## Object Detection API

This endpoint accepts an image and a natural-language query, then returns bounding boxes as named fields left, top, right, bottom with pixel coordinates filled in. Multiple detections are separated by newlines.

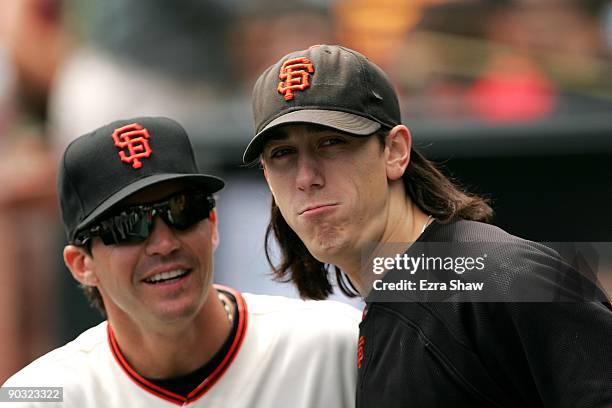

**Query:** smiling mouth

left=143, top=269, right=191, bottom=284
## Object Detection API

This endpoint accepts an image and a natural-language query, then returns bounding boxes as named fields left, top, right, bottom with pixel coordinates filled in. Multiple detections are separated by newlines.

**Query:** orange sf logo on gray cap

left=277, top=57, right=315, bottom=101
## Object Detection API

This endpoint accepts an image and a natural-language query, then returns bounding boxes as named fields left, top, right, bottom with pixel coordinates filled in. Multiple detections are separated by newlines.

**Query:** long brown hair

left=264, top=128, right=493, bottom=299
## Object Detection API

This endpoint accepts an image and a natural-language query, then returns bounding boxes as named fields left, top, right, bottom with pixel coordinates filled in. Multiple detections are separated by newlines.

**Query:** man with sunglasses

left=2, top=117, right=360, bottom=407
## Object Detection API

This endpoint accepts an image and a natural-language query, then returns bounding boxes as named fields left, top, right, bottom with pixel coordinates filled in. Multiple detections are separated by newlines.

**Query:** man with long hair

left=244, top=45, right=612, bottom=407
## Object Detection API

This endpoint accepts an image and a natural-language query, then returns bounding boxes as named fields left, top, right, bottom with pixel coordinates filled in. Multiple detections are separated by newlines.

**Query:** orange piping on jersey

left=107, top=325, right=183, bottom=404
left=187, top=284, right=248, bottom=400
left=107, top=285, right=248, bottom=406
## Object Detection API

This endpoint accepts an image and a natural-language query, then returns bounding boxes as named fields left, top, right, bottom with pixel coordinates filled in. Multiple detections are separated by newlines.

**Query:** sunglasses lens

left=165, top=193, right=211, bottom=230
left=99, top=211, right=153, bottom=245
left=89, top=191, right=214, bottom=245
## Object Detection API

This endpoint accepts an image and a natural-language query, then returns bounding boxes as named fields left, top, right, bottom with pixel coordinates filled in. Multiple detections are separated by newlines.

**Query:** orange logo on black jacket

left=277, top=57, right=314, bottom=101
left=112, top=123, right=153, bottom=169
left=357, top=335, right=365, bottom=369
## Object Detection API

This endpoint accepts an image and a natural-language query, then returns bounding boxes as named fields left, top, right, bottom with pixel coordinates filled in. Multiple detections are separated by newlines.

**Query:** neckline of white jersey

left=106, top=285, right=248, bottom=405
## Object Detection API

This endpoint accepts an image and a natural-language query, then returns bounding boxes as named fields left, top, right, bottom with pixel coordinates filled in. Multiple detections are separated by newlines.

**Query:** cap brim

left=243, top=109, right=381, bottom=163
left=73, top=173, right=224, bottom=239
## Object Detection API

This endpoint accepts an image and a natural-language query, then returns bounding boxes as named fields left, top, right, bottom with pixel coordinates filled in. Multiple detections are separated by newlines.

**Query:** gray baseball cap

left=243, top=44, right=401, bottom=163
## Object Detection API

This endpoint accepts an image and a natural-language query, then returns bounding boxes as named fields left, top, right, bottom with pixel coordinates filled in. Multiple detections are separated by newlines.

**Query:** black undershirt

left=146, top=290, right=239, bottom=397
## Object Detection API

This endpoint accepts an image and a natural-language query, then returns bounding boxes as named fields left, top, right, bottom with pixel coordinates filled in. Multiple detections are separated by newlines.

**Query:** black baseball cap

left=58, top=116, right=225, bottom=243
left=243, top=44, right=401, bottom=163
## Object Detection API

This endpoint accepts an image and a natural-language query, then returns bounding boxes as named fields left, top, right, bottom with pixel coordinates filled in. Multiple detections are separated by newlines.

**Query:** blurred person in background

left=226, top=1, right=333, bottom=96
left=470, top=0, right=607, bottom=121
left=3, top=116, right=360, bottom=407
left=388, top=0, right=612, bottom=122
left=48, top=0, right=248, bottom=154
left=0, top=0, right=70, bottom=383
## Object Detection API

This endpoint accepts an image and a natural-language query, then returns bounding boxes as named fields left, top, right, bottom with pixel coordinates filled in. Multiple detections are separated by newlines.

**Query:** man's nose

left=295, top=152, right=324, bottom=192
left=144, top=216, right=180, bottom=256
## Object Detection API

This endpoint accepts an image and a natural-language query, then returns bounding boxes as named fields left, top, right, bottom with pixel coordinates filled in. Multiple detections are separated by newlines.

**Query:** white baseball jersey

left=3, top=287, right=361, bottom=407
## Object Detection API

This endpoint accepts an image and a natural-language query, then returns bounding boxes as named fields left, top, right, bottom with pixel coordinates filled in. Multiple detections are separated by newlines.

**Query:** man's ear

left=385, top=125, right=412, bottom=181
left=63, top=245, right=99, bottom=286
left=261, top=158, right=279, bottom=199
left=208, top=210, right=220, bottom=250
left=261, top=158, right=269, bottom=181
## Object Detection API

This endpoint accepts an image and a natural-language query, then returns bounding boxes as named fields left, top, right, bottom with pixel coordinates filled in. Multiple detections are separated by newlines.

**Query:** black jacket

left=357, top=220, right=612, bottom=408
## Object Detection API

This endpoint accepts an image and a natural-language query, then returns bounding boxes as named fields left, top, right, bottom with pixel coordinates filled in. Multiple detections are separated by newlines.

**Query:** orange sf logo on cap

left=112, top=123, right=153, bottom=169
left=277, top=57, right=314, bottom=101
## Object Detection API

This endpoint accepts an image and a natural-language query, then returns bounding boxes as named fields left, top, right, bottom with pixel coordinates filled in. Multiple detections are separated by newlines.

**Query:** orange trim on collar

left=107, top=286, right=248, bottom=406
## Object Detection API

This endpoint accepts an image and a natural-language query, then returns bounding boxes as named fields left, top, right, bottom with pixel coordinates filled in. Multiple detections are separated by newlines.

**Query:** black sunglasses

left=75, top=191, right=215, bottom=246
